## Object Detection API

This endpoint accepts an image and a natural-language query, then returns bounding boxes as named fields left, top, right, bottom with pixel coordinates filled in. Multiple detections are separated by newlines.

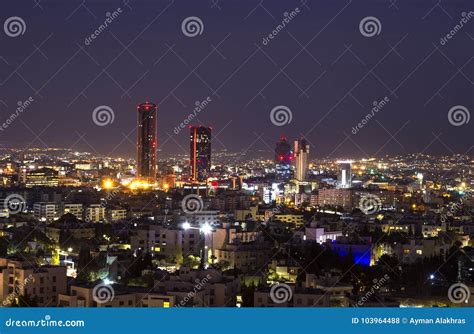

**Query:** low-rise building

left=33, top=202, right=59, bottom=222
left=0, top=257, right=67, bottom=306
left=254, top=285, right=330, bottom=307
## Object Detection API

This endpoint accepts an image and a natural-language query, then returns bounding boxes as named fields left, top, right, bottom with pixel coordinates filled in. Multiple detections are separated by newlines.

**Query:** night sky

left=0, top=0, right=472, bottom=159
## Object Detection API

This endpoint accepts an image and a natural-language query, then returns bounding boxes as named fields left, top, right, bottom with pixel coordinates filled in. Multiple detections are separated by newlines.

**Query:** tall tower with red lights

left=275, top=135, right=292, bottom=179
left=137, top=102, right=157, bottom=180
left=190, top=126, right=211, bottom=182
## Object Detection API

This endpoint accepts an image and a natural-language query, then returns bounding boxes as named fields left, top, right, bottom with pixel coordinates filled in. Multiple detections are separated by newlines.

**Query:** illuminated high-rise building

left=190, top=126, right=211, bottom=182
left=275, top=135, right=292, bottom=179
left=137, top=102, right=157, bottom=179
left=275, top=135, right=292, bottom=164
left=337, top=161, right=352, bottom=189
left=294, top=137, right=309, bottom=181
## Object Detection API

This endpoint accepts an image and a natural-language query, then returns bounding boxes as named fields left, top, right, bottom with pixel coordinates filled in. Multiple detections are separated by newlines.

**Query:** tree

left=10, top=293, right=39, bottom=307
left=0, top=238, right=8, bottom=257
left=77, top=246, right=93, bottom=280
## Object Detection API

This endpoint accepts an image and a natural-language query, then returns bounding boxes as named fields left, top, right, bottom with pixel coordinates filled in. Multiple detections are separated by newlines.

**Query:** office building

left=190, top=126, right=211, bottom=182
left=337, top=161, right=352, bottom=189
left=293, top=137, right=309, bottom=181
left=137, top=102, right=157, bottom=179
left=275, top=135, right=292, bottom=179
left=33, top=202, right=59, bottom=222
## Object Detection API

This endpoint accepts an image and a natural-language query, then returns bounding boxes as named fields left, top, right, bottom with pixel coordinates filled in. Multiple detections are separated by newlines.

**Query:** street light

left=182, top=222, right=191, bottom=230
left=180, top=222, right=213, bottom=268
left=200, top=223, right=212, bottom=235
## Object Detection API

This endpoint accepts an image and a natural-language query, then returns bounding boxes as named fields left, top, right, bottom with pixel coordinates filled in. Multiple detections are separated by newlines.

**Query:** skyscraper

left=275, top=135, right=292, bottom=164
left=275, top=135, right=292, bottom=179
left=337, top=161, right=352, bottom=189
left=190, top=126, right=211, bottom=182
left=294, top=137, right=309, bottom=181
left=137, top=102, right=157, bottom=179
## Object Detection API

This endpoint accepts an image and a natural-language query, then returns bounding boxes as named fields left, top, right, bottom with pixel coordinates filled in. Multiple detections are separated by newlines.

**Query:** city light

left=200, top=223, right=212, bottom=235
left=103, top=278, right=114, bottom=285
left=182, top=222, right=191, bottom=230
left=102, top=178, right=114, bottom=189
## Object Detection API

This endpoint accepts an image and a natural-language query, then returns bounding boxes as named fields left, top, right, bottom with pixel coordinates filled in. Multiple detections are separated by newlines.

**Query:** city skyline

left=0, top=0, right=473, bottom=318
left=0, top=0, right=472, bottom=159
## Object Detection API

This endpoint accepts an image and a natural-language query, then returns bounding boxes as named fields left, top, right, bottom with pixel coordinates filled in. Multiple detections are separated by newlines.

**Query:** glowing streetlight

left=103, top=278, right=114, bottom=285
left=200, top=223, right=212, bottom=235
left=102, top=178, right=114, bottom=189
left=182, top=222, right=191, bottom=230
